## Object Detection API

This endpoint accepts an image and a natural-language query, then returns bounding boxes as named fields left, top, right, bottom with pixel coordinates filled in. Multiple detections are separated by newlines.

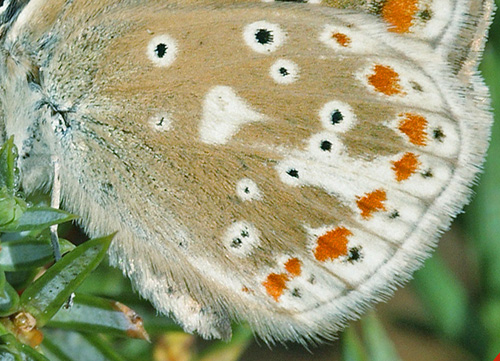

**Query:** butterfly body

left=0, top=0, right=493, bottom=342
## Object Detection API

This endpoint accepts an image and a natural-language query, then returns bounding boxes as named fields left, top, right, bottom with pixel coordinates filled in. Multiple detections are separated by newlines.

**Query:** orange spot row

left=284, top=257, right=302, bottom=277
left=263, top=257, right=302, bottom=302
left=314, top=227, right=352, bottom=262
left=356, top=189, right=387, bottom=219
left=392, top=152, right=420, bottom=181
left=368, top=64, right=403, bottom=96
left=331, top=32, right=351, bottom=47
left=262, top=273, right=289, bottom=302
left=398, top=113, right=428, bottom=146
left=381, top=0, right=419, bottom=33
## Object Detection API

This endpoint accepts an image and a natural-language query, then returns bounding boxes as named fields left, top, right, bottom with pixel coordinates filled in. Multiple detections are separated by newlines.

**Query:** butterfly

left=0, top=0, right=494, bottom=343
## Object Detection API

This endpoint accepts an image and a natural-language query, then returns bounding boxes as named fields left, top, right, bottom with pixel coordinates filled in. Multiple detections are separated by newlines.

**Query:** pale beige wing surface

left=2, top=0, right=492, bottom=342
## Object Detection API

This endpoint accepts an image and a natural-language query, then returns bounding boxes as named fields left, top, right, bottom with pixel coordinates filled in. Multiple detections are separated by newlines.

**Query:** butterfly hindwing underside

left=0, top=0, right=493, bottom=342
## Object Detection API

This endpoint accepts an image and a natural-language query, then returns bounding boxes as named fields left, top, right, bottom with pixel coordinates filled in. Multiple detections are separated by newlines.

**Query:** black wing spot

left=320, top=140, right=332, bottom=151
left=287, top=168, right=299, bottom=178
left=419, top=9, right=432, bottom=21
left=291, top=288, right=302, bottom=298
left=330, top=110, right=343, bottom=125
left=231, top=238, right=243, bottom=248
left=279, top=67, right=290, bottom=76
left=347, top=247, right=362, bottom=263
left=255, top=29, right=274, bottom=45
left=433, top=128, right=446, bottom=142
left=410, top=81, right=423, bottom=92
left=422, top=169, right=433, bottom=178
left=155, top=43, right=167, bottom=58
left=389, top=210, right=400, bottom=219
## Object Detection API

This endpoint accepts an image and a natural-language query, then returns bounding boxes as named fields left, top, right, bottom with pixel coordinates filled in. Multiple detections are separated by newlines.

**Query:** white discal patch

left=199, top=86, right=264, bottom=145
left=224, top=221, right=260, bottom=256
left=319, top=100, right=357, bottom=133
left=243, top=21, right=286, bottom=54
left=306, top=132, right=346, bottom=160
left=148, top=112, right=172, bottom=131
left=147, top=34, right=178, bottom=67
left=275, top=160, right=304, bottom=188
left=236, top=178, right=262, bottom=201
left=269, top=59, right=299, bottom=84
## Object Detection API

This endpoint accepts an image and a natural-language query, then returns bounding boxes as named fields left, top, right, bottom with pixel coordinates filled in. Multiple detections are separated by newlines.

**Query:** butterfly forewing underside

left=0, top=0, right=493, bottom=342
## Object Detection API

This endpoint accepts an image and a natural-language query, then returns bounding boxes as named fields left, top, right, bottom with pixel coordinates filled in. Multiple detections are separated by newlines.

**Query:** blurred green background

left=12, top=2, right=500, bottom=360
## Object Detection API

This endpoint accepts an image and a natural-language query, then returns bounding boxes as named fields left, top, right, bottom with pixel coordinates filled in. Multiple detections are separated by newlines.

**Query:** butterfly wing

left=302, top=0, right=495, bottom=81
left=1, top=0, right=493, bottom=341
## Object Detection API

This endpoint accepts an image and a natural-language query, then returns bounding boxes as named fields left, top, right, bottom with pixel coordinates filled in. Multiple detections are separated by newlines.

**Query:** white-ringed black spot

left=147, top=34, right=178, bottom=67
left=224, top=221, right=260, bottom=256
left=236, top=178, right=262, bottom=201
left=319, top=101, right=356, bottom=132
left=244, top=21, right=285, bottom=54
left=270, top=59, right=299, bottom=84
left=231, top=228, right=250, bottom=248
left=149, top=112, right=172, bottom=131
